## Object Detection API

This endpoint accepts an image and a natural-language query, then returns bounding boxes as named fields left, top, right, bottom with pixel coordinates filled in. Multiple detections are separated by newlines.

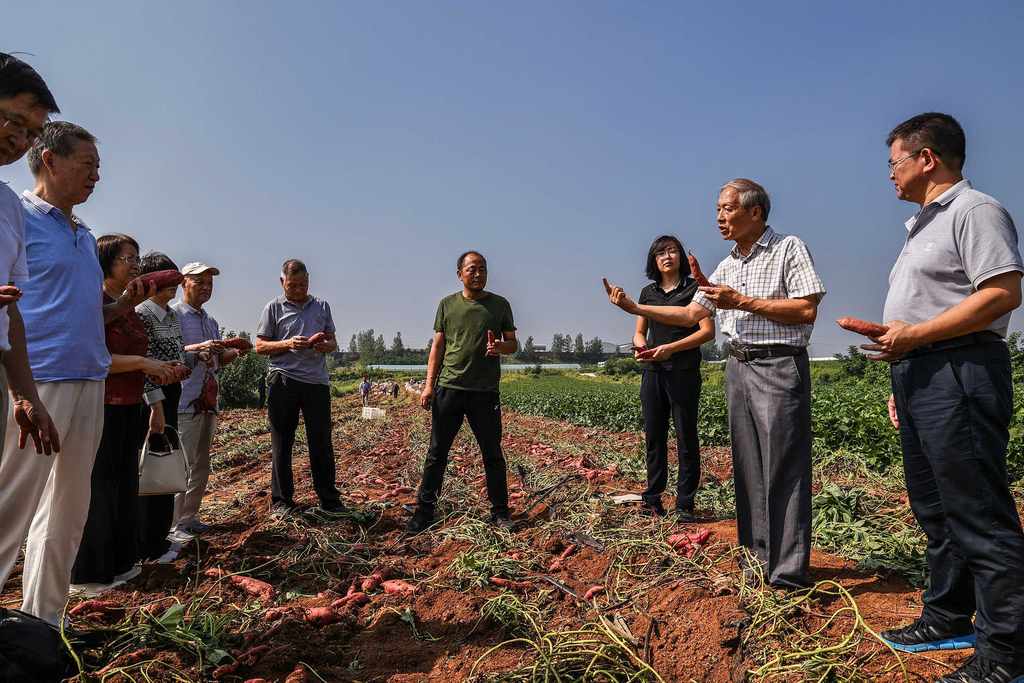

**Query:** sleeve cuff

left=144, top=388, right=165, bottom=405
left=971, top=264, right=1023, bottom=289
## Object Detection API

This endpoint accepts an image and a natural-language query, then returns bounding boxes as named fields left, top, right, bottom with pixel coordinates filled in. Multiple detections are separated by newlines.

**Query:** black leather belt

left=904, top=330, right=1003, bottom=359
left=729, top=344, right=805, bottom=362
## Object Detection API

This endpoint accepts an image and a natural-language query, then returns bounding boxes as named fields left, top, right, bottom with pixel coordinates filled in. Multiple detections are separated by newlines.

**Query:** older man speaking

left=605, top=179, right=825, bottom=590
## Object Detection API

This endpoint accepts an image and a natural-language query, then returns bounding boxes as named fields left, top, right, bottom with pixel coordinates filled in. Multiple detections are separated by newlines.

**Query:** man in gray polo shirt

left=864, top=113, right=1024, bottom=682
left=255, top=259, right=344, bottom=519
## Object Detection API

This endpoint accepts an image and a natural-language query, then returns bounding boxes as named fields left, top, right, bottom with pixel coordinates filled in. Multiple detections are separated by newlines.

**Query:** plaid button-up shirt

left=693, top=226, right=826, bottom=347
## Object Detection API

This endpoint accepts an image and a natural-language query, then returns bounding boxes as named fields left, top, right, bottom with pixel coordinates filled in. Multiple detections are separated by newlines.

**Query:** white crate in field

left=361, top=407, right=386, bottom=420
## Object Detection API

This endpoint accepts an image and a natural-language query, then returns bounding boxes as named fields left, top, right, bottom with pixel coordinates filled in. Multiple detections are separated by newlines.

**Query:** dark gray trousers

left=726, top=351, right=812, bottom=587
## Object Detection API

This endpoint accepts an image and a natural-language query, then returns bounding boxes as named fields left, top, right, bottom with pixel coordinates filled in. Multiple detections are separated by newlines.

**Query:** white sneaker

left=69, top=582, right=117, bottom=598
left=155, top=543, right=182, bottom=564
left=167, top=528, right=194, bottom=545
left=113, top=564, right=142, bottom=584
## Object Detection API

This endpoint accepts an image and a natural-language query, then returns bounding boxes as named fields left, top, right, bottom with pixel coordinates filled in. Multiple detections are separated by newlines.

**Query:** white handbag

left=138, top=427, right=190, bottom=495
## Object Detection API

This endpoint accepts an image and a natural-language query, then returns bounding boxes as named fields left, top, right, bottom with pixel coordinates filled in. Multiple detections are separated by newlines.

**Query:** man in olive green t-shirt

left=407, top=251, right=518, bottom=534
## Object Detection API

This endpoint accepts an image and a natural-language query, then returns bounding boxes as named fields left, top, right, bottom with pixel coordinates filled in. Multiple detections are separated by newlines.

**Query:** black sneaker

left=674, top=506, right=699, bottom=523
left=936, top=654, right=1024, bottom=683
left=880, top=618, right=976, bottom=654
left=641, top=500, right=666, bottom=517
left=405, top=511, right=435, bottom=535
left=490, top=513, right=514, bottom=530
left=313, top=500, right=348, bottom=519
left=270, top=501, right=297, bottom=519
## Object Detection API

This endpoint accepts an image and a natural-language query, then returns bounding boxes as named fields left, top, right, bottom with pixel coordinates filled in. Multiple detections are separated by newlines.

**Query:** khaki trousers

left=173, top=411, right=218, bottom=527
left=0, top=380, right=104, bottom=624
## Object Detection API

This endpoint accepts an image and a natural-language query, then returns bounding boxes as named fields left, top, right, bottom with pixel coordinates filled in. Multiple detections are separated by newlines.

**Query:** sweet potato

left=361, top=572, right=384, bottom=592
left=583, top=585, right=604, bottom=601
left=221, top=337, right=253, bottom=351
left=549, top=544, right=577, bottom=571
left=303, top=606, right=344, bottom=626
left=231, top=575, right=275, bottom=601
left=331, top=592, right=369, bottom=610
left=96, top=648, right=149, bottom=675
left=489, top=577, right=531, bottom=591
left=487, top=330, right=496, bottom=345
left=687, top=253, right=712, bottom=287
left=382, top=579, right=417, bottom=595
left=69, top=599, right=121, bottom=616
left=836, top=317, right=888, bottom=338
left=307, top=332, right=328, bottom=347
left=285, top=666, right=310, bottom=683
left=137, top=269, right=183, bottom=291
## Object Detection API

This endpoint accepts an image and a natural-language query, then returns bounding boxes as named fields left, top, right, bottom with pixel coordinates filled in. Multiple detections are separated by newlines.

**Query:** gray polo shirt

left=256, top=294, right=336, bottom=385
left=883, top=180, right=1022, bottom=337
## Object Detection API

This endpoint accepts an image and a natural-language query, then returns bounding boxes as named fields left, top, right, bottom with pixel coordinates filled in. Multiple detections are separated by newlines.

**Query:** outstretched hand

left=603, top=278, right=638, bottom=314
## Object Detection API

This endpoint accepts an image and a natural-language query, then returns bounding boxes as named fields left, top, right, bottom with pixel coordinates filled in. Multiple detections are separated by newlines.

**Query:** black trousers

left=640, top=366, right=702, bottom=509
left=416, top=386, right=509, bottom=517
left=72, top=403, right=148, bottom=584
left=892, top=341, right=1024, bottom=663
left=136, top=382, right=180, bottom=560
left=268, top=374, right=340, bottom=506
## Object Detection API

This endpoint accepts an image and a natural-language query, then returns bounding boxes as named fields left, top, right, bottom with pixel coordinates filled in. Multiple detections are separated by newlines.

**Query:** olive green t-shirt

left=434, top=291, right=516, bottom=392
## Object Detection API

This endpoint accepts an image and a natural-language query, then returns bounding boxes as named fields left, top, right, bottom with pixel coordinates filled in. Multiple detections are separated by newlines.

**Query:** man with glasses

left=605, top=179, right=825, bottom=590
left=0, top=120, right=152, bottom=625
left=406, top=251, right=517, bottom=534
left=0, top=53, right=61, bottom=461
left=865, top=112, right=1024, bottom=682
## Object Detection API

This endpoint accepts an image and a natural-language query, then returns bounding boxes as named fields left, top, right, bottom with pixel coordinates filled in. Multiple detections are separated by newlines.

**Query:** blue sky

left=4, top=1, right=1023, bottom=355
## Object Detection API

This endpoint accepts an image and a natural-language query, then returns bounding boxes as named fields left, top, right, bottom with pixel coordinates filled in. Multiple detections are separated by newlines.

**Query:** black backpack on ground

left=0, top=608, right=77, bottom=682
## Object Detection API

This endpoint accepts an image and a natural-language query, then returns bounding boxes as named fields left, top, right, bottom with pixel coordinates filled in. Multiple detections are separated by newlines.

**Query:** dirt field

left=3, top=393, right=991, bottom=682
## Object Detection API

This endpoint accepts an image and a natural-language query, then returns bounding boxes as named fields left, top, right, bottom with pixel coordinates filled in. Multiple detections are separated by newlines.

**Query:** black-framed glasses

left=0, top=109, right=42, bottom=146
left=888, top=148, right=926, bottom=173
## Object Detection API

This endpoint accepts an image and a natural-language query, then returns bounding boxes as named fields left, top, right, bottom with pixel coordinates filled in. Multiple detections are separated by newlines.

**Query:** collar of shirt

left=729, top=225, right=777, bottom=260
left=277, top=294, right=313, bottom=309
left=138, top=298, right=172, bottom=321
left=176, top=300, right=206, bottom=317
left=904, top=179, right=972, bottom=232
left=20, top=190, right=90, bottom=231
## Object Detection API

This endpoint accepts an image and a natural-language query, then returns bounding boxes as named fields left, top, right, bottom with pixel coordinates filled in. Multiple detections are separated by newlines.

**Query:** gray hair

left=721, top=178, right=770, bottom=220
left=27, top=121, right=97, bottom=176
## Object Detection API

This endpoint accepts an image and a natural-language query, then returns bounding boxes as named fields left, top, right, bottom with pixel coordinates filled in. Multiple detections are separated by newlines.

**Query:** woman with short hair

left=135, top=251, right=194, bottom=563
left=70, top=234, right=177, bottom=594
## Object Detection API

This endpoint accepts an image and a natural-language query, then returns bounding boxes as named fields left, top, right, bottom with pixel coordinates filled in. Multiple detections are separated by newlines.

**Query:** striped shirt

left=692, top=226, right=826, bottom=347
left=137, top=299, right=193, bottom=405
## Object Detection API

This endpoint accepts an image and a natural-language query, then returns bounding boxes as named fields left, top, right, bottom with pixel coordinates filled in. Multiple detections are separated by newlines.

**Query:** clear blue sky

left=4, top=1, right=1023, bottom=355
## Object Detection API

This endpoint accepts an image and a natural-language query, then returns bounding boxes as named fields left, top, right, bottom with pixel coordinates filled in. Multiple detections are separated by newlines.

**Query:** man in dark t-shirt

left=407, top=251, right=518, bottom=534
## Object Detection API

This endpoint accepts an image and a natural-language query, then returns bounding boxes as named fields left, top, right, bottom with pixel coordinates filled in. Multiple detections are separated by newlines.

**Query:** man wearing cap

left=168, top=261, right=243, bottom=540
left=255, top=259, right=345, bottom=519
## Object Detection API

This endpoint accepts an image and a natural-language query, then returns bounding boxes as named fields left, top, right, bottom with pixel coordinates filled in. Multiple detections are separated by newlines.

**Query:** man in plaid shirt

left=605, top=178, right=825, bottom=589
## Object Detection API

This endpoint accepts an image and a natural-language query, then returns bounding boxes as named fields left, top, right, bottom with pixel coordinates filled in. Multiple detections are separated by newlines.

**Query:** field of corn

left=14, top=362, right=1022, bottom=682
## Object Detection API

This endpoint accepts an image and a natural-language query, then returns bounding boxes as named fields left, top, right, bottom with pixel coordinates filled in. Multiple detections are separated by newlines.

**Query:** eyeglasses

left=888, top=149, right=924, bottom=173
left=116, top=255, right=141, bottom=265
left=0, top=109, right=43, bottom=146
left=655, top=248, right=680, bottom=259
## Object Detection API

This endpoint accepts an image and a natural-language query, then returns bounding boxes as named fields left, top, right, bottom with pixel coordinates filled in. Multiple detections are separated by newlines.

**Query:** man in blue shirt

left=255, top=259, right=344, bottom=519
left=0, top=121, right=150, bottom=625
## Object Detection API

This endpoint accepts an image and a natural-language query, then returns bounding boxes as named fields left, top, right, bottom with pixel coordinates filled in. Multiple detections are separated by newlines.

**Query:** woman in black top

left=633, top=235, right=715, bottom=517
